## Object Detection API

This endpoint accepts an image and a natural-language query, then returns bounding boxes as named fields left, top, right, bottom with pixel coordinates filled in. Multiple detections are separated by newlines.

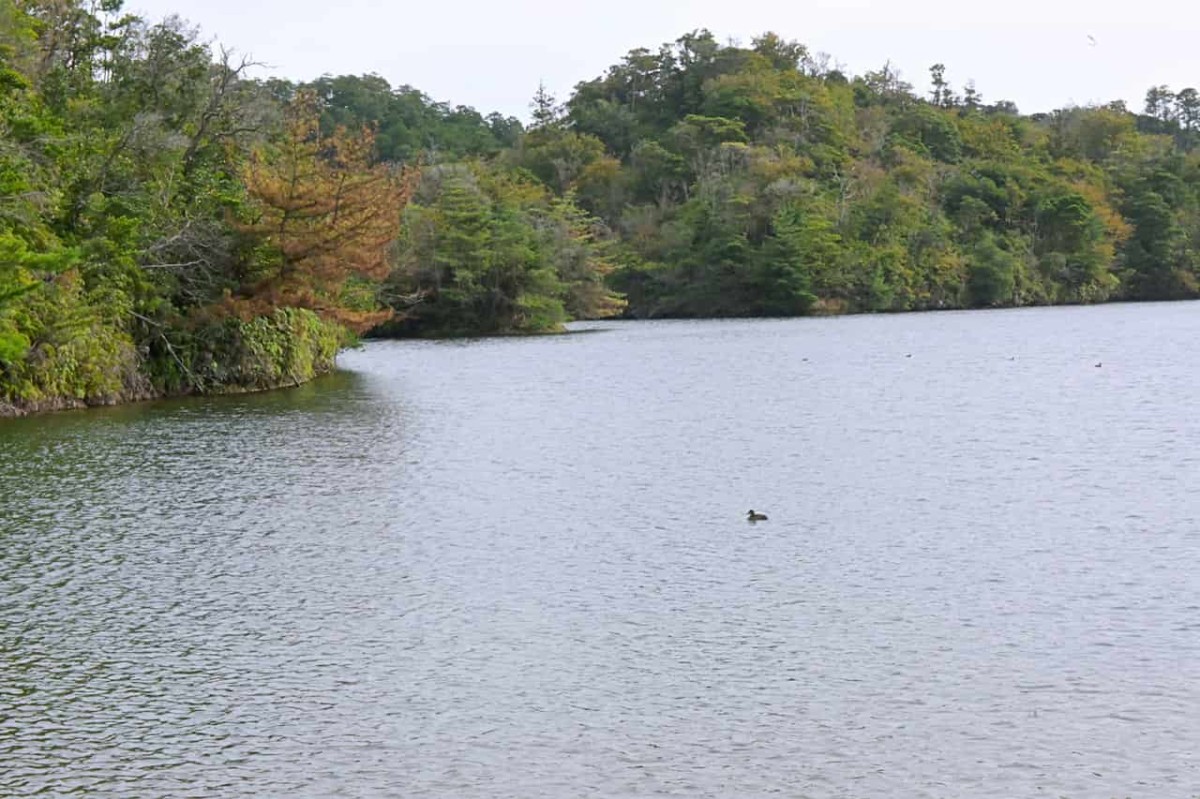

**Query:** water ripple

left=3, top=305, right=1200, bottom=796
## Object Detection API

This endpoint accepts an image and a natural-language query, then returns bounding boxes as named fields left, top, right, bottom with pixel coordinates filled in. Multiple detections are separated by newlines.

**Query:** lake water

left=3, top=303, right=1200, bottom=798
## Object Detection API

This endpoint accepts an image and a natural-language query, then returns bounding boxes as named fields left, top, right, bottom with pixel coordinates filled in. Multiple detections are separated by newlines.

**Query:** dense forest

left=3, top=1, right=1200, bottom=412
left=519, top=37, right=1200, bottom=318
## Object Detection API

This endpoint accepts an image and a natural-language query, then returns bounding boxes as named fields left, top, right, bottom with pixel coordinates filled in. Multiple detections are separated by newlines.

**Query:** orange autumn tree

left=234, top=90, right=415, bottom=333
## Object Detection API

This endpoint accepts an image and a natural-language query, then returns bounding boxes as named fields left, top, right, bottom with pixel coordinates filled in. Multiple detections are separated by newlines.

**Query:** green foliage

left=303, top=73, right=522, bottom=163
left=752, top=203, right=831, bottom=314
left=0, top=1, right=407, bottom=412
left=380, top=162, right=623, bottom=336
left=510, top=129, right=607, bottom=195
left=179, top=307, right=342, bottom=392
left=546, top=31, right=1200, bottom=318
left=888, top=105, right=964, bottom=163
left=0, top=271, right=141, bottom=403
left=967, top=234, right=1018, bottom=306
left=7, top=0, right=1200, bottom=407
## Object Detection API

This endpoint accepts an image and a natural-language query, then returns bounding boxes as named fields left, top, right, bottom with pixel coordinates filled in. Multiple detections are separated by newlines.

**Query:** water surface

left=3, top=303, right=1200, bottom=797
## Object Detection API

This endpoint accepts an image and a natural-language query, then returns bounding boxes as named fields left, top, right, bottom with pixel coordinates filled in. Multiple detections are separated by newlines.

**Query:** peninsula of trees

left=3, top=1, right=1200, bottom=413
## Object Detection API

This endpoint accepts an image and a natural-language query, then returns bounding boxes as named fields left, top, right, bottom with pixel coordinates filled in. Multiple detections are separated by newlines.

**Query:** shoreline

left=371, top=295, right=1200, bottom=340
left=0, top=364, right=337, bottom=420
left=8, top=296, right=1198, bottom=418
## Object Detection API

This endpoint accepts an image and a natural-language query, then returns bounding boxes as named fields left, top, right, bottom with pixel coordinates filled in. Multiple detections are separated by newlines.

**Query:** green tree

left=752, top=202, right=839, bottom=314
left=966, top=234, right=1017, bottom=306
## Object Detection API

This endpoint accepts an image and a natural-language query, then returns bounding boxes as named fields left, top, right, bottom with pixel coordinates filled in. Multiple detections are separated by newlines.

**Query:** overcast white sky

left=129, top=0, right=1200, bottom=120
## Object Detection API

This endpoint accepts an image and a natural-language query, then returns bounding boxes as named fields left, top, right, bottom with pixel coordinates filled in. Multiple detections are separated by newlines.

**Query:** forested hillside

left=320, top=31, right=1200, bottom=326
left=4, top=3, right=1200, bottom=414
left=533, top=33, right=1200, bottom=317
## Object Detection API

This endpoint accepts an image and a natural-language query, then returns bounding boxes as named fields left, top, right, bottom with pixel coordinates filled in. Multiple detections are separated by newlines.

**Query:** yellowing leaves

left=233, top=91, right=415, bottom=332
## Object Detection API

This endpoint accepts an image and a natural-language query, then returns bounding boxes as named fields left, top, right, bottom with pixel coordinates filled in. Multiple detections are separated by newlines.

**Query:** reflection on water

left=3, top=303, right=1200, bottom=797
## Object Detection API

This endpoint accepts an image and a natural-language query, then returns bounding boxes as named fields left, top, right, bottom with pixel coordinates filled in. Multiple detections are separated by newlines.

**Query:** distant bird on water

left=747, top=510, right=769, bottom=522
left=1095, top=362, right=1103, bottom=368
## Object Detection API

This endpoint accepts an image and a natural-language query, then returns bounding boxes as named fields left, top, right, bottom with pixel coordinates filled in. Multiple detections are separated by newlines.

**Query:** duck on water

left=747, top=510, right=768, bottom=522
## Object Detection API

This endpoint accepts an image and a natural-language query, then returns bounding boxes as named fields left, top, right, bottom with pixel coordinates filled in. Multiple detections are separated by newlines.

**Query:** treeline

left=299, top=75, right=625, bottom=336
left=0, top=0, right=620, bottom=411
left=0, top=0, right=405, bottom=408
left=543, top=34, right=1200, bottom=315
left=315, top=31, right=1200, bottom=325
left=5, top=6, right=1200, bottom=413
